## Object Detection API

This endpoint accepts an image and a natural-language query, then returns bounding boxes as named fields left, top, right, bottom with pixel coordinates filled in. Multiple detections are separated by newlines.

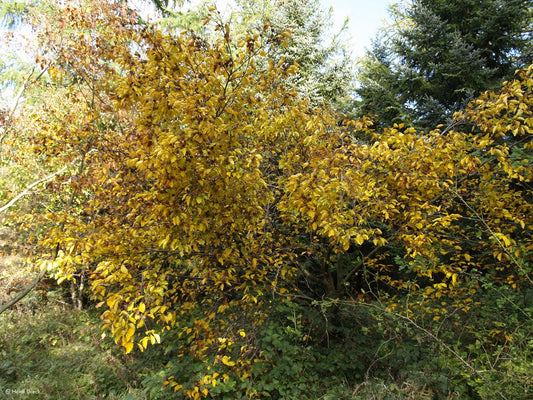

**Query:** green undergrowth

left=0, top=292, right=145, bottom=399
left=1, top=280, right=532, bottom=399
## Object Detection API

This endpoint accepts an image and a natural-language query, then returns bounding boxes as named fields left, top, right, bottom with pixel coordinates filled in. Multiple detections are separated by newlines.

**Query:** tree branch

left=0, top=267, right=47, bottom=314
left=0, top=163, right=70, bottom=214
left=0, top=243, right=60, bottom=315
left=0, top=149, right=96, bottom=215
left=1, top=66, right=49, bottom=149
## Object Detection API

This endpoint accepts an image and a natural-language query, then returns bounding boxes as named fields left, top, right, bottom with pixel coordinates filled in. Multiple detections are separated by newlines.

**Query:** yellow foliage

left=16, top=0, right=533, bottom=396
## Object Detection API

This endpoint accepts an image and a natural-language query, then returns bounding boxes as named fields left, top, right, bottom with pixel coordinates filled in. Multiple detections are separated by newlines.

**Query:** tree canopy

left=1, top=0, right=533, bottom=398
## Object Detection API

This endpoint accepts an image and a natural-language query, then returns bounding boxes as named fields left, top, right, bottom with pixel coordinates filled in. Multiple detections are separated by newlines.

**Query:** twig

left=393, top=309, right=509, bottom=400
left=0, top=241, right=60, bottom=315
left=1, top=66, right=49, bottom=148
left=451, top=188, right=533, bottom=286
left=359, top=301, right=510, bottom=400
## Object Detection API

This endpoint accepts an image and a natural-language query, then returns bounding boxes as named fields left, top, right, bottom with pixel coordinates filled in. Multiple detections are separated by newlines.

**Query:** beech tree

left=158, top=0, right=355, bottom=109
left=3, top=0, right=533, bottom=397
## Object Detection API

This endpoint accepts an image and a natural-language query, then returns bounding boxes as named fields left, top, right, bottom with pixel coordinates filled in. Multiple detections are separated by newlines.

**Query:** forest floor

left=0, top=224, right=531, bottom=399
left=0, top=226, right=144, bottom=399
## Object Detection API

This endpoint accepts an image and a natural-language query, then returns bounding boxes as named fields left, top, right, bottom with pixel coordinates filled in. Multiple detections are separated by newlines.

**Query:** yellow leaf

left=221, top=355, right=235, bottom=366
left=342, top=239, right=350, bottom=251
left=125, top=324, right=135, bottom=341
left=141, top=336, right=149, bottom=349
left=124, top=341, right=134, bottom=354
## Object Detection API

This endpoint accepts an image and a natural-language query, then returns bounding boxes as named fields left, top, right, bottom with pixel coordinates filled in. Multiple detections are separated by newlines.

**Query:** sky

left=326, top=0, right=394, bottom=57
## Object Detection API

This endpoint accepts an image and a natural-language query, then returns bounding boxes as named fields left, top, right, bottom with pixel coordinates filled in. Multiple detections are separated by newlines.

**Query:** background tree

left=355, top=0, right=533, bottom=129
left=264, top=0, right=354, bottom=108
left=354, top=31, right=407, bottom=130
left=0, top=0, right=27, bottom=28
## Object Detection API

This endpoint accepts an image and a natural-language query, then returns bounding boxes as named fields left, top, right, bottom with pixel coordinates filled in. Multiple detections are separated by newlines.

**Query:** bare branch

left=0, top=149, right=96, bottom=214
left=0, top=163, right=70, bottom=214
left=0, top=267, right=47, bottom=315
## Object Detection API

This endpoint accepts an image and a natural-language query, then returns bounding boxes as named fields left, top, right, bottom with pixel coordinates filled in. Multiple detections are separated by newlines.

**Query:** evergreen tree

left=0, top=0, right=27, bottom=28
left=356, top=0, right=533, bottom=129
left=355, top=32, right=408, bottom=129
left=266, top=0, right=354, bottom=108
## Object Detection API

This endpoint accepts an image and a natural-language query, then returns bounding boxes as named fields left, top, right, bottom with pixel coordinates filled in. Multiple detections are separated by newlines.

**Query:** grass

left=1, top=282, right=532, bottom=399
left=0, top=296, right=145, bottom=399
left=0, top=224, right=144, bottom=399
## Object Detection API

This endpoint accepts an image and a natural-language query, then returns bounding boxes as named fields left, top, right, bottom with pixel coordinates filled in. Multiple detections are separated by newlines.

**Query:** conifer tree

left=356, top=0, right=533, bottom=129
left=266, top=0, right=353, bottom=108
